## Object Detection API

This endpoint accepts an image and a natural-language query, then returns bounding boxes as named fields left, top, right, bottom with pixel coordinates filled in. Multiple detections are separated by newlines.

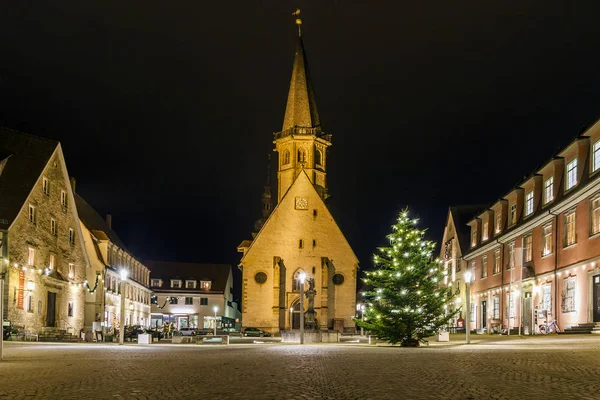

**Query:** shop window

left=561, top=276, right=576, bottom=313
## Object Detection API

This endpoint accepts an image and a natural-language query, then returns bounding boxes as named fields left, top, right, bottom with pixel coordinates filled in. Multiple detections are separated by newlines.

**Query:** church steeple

left=274, top=10, right=331, bottom=203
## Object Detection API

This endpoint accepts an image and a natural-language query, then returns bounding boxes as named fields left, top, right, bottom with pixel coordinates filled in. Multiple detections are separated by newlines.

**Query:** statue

left=305, top=278, right=318, bottom=330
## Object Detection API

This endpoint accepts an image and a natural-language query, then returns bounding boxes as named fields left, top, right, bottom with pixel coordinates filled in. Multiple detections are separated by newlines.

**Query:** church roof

left=0, top=128, right=59, bottom=230
left=281, top=33, right=321, bottom=131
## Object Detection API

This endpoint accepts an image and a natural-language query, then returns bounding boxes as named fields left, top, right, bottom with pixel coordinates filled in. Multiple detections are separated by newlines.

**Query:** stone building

left=445, top=117, right=600, bottom=334
left=0, top=128, right=88, bottom=336
left=75, top=193, right=151, bottom=332
left=146, top=261, right=239, bottom=332
left=237, top=19, right=359, bottom=334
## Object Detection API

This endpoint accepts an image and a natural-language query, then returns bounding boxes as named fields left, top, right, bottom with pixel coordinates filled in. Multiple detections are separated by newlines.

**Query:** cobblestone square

left=1, top=335, right=600, bottom=399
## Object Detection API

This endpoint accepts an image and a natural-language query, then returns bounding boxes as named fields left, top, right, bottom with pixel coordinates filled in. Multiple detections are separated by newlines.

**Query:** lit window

left=68, top=263, right=74, bottom=279
left=482, top=221, right=489, bottom=241
left=492, top=296, right=500, bottom=319
left=481, top=255, right=488, bottom=279
left=507, top=241, right=515, bottom=270
left=592, top=197, right=600, bottom=235
left=495, top=211, right=502, bottom=233
left=28, top=204, right=36, bottom=224
left=49, top=254, right=55, bottom=270
left=525, top=191, right=534, bottom=216
left=469, top=262, right=476, bottom=282
left=542, top=224, right=553, bottom=256
left=544, top=177, right=554, bottom=204
left=43, top=177, right=50, bottom=195
left=564, top=211, right=576, bottom=247
left=69, top=228, right=75, bottom=246
left=27, top=247, right=35, bottom=266
left=566, top=159, right=577, bottom=190
left=523, top=235, right=532, bottom=263
left=510, top=204, right=517, bottom=225
left=200, top=281, right=211, bottom=290
left=471, top=227, right=477, bottom=247
left=507, top=293, right=515, bottom=318
left=594, top=140, right=600, bottom=173
left=61, top=190, right=68, bottom=208
left=493, top=249, right=501, bottom=274
left=50, top=218, right=57, bottom=236
left=562, top=276, right=575, bottom=313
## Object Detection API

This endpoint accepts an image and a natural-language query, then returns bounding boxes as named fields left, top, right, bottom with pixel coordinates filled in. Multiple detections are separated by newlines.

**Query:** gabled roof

left=449, top=205, right=487, bottom=255
left=282, top=34, right=321, bottom=131
left=0, top=128, right=59, bottom=230
left=74, top=193, right=128, bottom=251
left=145, top=261, right=231, bottom=293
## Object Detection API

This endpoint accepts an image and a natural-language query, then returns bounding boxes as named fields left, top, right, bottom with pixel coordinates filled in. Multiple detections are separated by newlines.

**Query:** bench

left=196, top=335, right=230, bottom=345
left=14, top=326, right=38, bottom=341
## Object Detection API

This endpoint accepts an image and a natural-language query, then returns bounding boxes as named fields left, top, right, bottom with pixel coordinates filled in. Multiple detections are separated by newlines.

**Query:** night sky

left=2, top=2, right=600, bottom=298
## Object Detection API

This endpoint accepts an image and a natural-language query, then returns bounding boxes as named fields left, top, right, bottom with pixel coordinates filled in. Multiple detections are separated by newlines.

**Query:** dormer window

left=593, top=140, right=600, bottom=173
left=566, top=159, right=577, bottom=190
left=544, top=177, right=554, bottom=204
left=495, top=211, right=502, bottom=234
left=525, top=191, right=534, bottom=216
left=151, top=279, right=162, bottom=287
left=470, top=227, right=477, bottom=248
left=186, top=280, right=196, bottom=289
left=171, top=279, right=182, bottom=289
left=200, top=280, right=211, bottom=290
left=510, top=204, right=517, bottom=225
left=482, top=221, right=489, bottom=241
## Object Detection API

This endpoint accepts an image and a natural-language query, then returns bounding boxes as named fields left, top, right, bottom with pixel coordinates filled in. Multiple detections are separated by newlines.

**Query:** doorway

left=481, top=300, right=487, bottom=330
left=593, top=275, right=600, bottom=322
left=523, top=292, right=532, bottom=335
left=291, top=301, right=302, bottom=329
left=46, top=292, right=56, bottom=327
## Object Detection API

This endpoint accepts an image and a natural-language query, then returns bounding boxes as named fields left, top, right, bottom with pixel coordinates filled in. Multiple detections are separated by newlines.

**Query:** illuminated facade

left=445, top=118, right=600, bottom=334
left=238, top=19, right=358, bottom=334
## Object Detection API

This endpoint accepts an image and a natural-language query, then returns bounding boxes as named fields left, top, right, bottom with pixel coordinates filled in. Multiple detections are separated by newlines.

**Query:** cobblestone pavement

left=1, top=335, right=600, bottom=400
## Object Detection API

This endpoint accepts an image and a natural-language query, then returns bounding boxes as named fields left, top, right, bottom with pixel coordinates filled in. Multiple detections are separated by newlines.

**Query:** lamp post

left=360, top=304, right=366, bottom=336
left=299, top=272, right=306, bottom=344
left=0, top=257, right=6, bottom=361
left=119, top=269, right=128, bottom=345
left=213, top=305, right=218, bottom=336
left=464, top=271, right=472, bottom=344
left=289, top=306, right=294, bottom=330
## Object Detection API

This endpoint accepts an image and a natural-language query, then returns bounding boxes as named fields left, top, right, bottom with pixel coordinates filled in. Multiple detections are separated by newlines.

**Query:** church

left=237, top=15, right=358, bottom=334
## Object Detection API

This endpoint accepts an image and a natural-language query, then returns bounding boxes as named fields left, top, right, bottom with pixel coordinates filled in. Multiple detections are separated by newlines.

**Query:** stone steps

left=560, top=322, right=600, bottom=335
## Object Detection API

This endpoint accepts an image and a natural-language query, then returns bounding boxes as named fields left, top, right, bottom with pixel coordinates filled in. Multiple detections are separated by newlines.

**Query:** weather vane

left=292, top=9, right=302, bottom=36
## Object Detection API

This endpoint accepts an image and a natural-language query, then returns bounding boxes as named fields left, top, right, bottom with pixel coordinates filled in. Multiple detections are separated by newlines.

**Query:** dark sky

left=2, top=1, right=600, bottom=298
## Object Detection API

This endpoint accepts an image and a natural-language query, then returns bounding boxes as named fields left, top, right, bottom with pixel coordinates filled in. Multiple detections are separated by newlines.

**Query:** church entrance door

left=291, top=300, right=302, bottom=329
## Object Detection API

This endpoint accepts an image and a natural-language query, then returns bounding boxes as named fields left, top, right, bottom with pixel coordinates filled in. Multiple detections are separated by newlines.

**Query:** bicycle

left=539, top=319, right=560, bottom=334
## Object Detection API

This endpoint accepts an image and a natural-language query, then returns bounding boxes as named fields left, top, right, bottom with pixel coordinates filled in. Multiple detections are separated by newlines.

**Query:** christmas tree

left=356, top=209, right=457, bottom=346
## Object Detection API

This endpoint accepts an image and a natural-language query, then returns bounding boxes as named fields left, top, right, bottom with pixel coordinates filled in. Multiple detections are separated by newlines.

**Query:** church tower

left=275, top=16, right=331, bottom=202
left=238, top=12, right=358, bottom=335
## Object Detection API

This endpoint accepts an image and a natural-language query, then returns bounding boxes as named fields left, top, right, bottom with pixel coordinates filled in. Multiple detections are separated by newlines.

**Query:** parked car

left=3, top=320, right=11, bottom=341
left=178, top=327, right=197, bottom=336
left=242, top=327, right=271, bottom=337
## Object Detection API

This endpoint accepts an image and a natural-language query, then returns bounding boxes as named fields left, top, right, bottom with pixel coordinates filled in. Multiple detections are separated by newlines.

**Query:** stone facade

left=3, top=146, right=88, bottom=335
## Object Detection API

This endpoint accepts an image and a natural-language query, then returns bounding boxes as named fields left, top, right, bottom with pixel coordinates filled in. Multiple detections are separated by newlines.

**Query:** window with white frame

left=50, top=218, right=57, bottom=236
left=43, top=177, right=50, bottom=195
left=49, top=254, right=55, bottom=270
left=591, top=196, right=600, bottom=235
left=68, top=263, right=74, bottom=279
left=493, top=249, right=501, bottom=274
left=151, top=279, right=161, bottom=287
left=542, top=224, right=553, bottom=256
left=542, top=284, right=551, bottom=312
left=495, top=211, right=502, bottom=233
left=594, top=140, right=600, bottom=173
left=61, top=190, right=67, bottom=208
left=492, top=295, right=500, bottom=319
left=69, top=228, right=75, bottom=246
left=481, top=254, right=488, bottom=279
left=523, top=234, right=532, bottom=263
left=200, top=280, right=212, bottom=290
left=561, top=276, right=575, bottom=313
left=171, top=280, right=182, bottom=289
left=564, top=211, right=576, bottom=247
left=510, top=204, right=517, bottom=225
left=200, top=298, right=208, bottom=305
left=28, top=204, right=36, bottom=224
left=525, top=191, right=534, bottom=216
left=185, top=297, right=193, bottom=305
left=27, top=247, right=35, bottom=266
left=482, top=221, right=489, bottom=241
left=544, top=176, right=554, bottom=204
left=469, top=261, right=476, bottom=282
left=566, top=159, right=578, bottom=190
left=507, top=241, right=515, bottom=270
left=507, top=293, right=515, bottom=318
left=470, top=302, right=476, bottom=323
left=186, top=280, right=196, bottom=289
left=471, top=226, right=477, bottom=247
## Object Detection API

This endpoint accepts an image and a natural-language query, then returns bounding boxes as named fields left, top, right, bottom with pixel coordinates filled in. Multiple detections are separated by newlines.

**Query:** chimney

left=69, top=176, right=76, bottom=193
left=106, top=214, right=112, bottom=230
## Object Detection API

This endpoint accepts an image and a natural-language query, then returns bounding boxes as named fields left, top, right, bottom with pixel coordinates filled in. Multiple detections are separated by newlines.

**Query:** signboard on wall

left=17, top=269, right=25, bottom=309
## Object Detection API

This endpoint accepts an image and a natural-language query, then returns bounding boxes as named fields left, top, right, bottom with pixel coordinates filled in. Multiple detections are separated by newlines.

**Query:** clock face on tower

left=295, top=197, right=308, bottom=210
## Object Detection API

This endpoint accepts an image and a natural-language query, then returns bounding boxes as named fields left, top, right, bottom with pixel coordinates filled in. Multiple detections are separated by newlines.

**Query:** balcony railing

left=274, top=126, right=332, bottom=142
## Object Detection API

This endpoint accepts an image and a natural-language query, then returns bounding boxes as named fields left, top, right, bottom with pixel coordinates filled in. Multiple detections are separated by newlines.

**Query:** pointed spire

left=282, top=10, right=320, bottom=131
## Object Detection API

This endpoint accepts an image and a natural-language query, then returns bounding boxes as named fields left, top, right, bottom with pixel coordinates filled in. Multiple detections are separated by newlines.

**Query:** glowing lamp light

left=25, top=280, right=35, bottom=292
left=120, top=269, right=128, bottom=281
left=212, top=305, right=219, bottom=313
left=298, top=272, right=306, bottom=284
left=129, top=304, right=134, bottom=311
left=464, top=271, right=472, bottom=282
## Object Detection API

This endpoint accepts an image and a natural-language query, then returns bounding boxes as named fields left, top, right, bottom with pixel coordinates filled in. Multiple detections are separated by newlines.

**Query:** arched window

left=292, top=269, right=306, bottom=292
left=283, top=150, right=290, bottom=165
left=297, top=149, right=307, bottom=164
left=315, top=149, right=322, bottom=166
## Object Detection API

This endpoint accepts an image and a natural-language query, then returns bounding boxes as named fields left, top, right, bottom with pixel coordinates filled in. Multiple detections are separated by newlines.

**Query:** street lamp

left=299, top=272, right=306, bottom=344
left=464, top=271, right=472, bottom=344
left=119, top=269, right=128, bottom=345
left=289, top=306, right=294, bottom=330
left=360, top=304, right=366, bottom=336
left=212, top=305, right=218, bottom=336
